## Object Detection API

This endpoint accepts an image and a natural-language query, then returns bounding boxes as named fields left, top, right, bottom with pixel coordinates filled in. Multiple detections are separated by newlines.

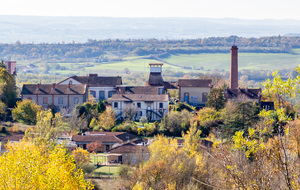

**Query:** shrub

left=12, top=100, right=42, bottom=125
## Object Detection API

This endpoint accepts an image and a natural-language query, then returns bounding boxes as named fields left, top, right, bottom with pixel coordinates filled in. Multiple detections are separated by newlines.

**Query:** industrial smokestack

left=230, top=45, right=238, bottom=89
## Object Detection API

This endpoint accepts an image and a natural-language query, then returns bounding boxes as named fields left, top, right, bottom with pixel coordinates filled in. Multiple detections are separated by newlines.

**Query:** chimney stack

left=230, top=45, right=238, bottom=89
left=52, top=83, right=56, bottom=89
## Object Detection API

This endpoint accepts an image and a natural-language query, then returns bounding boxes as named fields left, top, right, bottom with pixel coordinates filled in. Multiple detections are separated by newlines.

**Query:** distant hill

left=1, top=16, right=300, bottom=43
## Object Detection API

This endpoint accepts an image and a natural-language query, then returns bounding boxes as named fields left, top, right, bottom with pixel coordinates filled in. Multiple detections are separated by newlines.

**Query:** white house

left=110, top=93, right=169, bottom=121
left=59, top=74, right=122, bottom=102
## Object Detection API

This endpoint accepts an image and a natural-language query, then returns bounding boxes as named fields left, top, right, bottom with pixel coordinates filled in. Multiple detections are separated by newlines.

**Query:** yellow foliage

left=72, top=147, right=90, bottom=166
left=148, top=135, right=178, bottom=161
left=0, top=139, right=93, bottom=190
left=98, top=107, right=116, bottom=131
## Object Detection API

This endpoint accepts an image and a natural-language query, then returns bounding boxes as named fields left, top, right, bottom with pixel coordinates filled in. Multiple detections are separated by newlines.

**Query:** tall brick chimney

left=230, top=45, right=238, bottom=89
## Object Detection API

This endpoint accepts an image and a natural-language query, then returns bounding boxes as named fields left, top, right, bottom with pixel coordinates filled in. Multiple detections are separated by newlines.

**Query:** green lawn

left=93, top=166, right=120, bottom=176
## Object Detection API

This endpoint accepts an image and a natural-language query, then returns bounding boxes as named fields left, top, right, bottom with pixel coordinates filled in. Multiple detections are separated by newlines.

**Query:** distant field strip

left=162, top=52, right=300, bottom=71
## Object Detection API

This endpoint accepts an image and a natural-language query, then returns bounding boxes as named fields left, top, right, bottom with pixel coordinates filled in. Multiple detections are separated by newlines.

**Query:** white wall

left=112, top=100, right=168, bottom=121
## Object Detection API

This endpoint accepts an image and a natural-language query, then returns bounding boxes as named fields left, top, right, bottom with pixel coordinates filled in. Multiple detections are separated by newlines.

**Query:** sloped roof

left=110, top=94, right=169, bottom=102
left=148, top=73, right=164, bottom=86
left=64, top=74, right=122, bottom=87
left=21, top=84, right=86, bottom=95
left=1, top=134, right=24, bottom=142
left=163, top=81, right=179, bottom=89
left=178, top=79, right=212, bottom=87
left=109, top=143, right=149, bottom=154
left=116, top=86, right=160, bottom=95
left=224, top=88, right=261, bottom=100
left=72, top=132, right=137, bottom=143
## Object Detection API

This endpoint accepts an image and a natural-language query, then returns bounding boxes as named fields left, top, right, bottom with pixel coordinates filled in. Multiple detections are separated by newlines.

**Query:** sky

left=1, top=0, right=300, bottom=20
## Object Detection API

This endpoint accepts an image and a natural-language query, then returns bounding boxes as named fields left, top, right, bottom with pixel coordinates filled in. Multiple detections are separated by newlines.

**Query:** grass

left=90, top=153, right=108, bottom=165
left=93, top=166, right=120, bottom=176
left=162, top=52, right=300, bottom=71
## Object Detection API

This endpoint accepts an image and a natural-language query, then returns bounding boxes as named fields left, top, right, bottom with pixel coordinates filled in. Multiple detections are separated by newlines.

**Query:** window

left=74, top=97, right=79, bottom=104
left=184, top=92, right=189, bottom=103
left=114, top=102, right=118, bottom=108
left=43, top=97, right=48, bottom=104
left=99, top=91, right=105, bottom=100
left=108, top=91, right=116, bottom=98
left=202, top=93, right=208, bottom=103
left=58, top=97, right=63, bottom=104
left=147, top=103, right=151, bottom=110
left=140, top=111, right=143, bottom=116
left=159, top=103, right=163, bottom=108
left=137, top=102, right=141, bottom=108
left=90, top=91, right=96, bottom=98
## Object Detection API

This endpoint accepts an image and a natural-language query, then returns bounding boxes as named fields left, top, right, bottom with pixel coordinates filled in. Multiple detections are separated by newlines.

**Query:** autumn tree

left=262, top=68, right=299, bottom=109
left=0, top=139, right=93, bottom=189
left=98, top=107, right=116, bottom=131
left=72, top=147, right=90, bottom=165
left=87, top=141, right=103, bottom=153
left=12, top=99, right=42, bottom=124
left=160, top=110, right=192, bottom=136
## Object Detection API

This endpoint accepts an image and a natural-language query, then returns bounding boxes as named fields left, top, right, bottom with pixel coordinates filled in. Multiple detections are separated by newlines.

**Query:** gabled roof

left=224, top=88, right=261, bottom=100
left=178, top=79, right=212, bottom=87
left=72, top=132, right=137, bottom=143
left=1, top=134, right=24, bottom=142
left=110, top=94, right=169, bottom=102
left=116, top=86, right=160, bottom=95
left=109, top=143, right=149, bottom=154
left=21, top=84, right=87, bottom=95
left=60, top=74, right=122, bottom=87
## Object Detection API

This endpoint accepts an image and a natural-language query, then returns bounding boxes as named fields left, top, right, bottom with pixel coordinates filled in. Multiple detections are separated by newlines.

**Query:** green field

left=17, top=50, right=300, bottom=85
left=162, top=51, right=300, bottom=71
left=53, top=51, right=300, bottom=76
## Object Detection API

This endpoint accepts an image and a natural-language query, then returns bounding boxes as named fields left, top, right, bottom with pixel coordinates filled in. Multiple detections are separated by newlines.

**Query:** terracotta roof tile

left=1, top=134, right=24, bottom=142
left=178, top=79, right=212, bottom=87
left=72, top=132, right=137, bottom=143
left=116, top=86, right=160, bottom=95
left=71, top=75, right=122, bottom=87
left=109, top=143, right=149, bottom=154
left=21, top=84, right=87, bottom=95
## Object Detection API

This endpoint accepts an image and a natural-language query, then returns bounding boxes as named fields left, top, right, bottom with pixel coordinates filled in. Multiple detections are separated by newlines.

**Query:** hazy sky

left=2, top=0, right=300, bottom=20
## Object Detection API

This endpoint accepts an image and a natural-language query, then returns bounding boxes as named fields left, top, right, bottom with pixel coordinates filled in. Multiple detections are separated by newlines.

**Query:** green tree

left=95, top=99, right=106, bottom=113
left=0, top=67, right=16, bottom=107
left=12, top=99, right=42, bottom=124
left=220, top=101, right=261, bottom=138
left=206, top=87, right=227, bottom=111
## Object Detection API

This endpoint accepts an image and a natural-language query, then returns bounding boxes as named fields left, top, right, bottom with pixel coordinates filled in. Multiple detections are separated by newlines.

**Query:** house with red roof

left=58, top=74, right=122, bottom=102
left=21, top=83, right=87, bottom=111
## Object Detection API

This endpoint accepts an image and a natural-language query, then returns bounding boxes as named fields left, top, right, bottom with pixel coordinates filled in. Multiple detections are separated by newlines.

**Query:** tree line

left=2, top=36, right=300, bottom=63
